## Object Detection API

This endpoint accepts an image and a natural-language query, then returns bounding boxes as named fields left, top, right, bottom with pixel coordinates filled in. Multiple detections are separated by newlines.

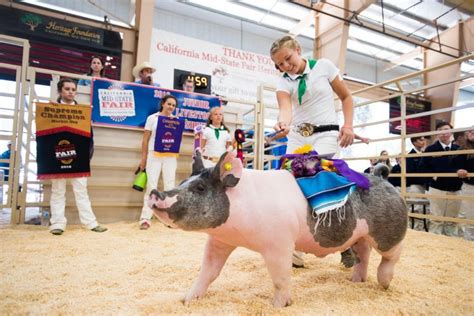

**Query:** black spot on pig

left=308, top=174, right=407, bottom=251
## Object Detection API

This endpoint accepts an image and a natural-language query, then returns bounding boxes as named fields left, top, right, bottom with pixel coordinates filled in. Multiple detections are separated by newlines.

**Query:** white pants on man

left=287, top=131, right=339, bottom=266
left=49, top=177, right=98, bottom=231
left=427, top=187, right=461, bottom=237
left=140, top=152, right=177, bottom=223
left=459, top=183, right=474, bottom=241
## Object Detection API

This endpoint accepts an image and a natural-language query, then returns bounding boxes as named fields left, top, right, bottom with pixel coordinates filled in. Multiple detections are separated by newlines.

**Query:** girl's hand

left=139, top=158, right=146, bottom=171
left=274, top=121, right=290, bottom=133
left=339, top=126, right=355, bottom=148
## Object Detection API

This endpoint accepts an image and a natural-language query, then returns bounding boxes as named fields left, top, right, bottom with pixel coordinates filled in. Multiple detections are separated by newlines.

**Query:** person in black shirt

left=388, top=156, right=401, bottom=188
left=454, top=130, right=474, bottom=241
left=419, top=121, right=462, bottom=236
left=406, top=136, right=427, bottom=230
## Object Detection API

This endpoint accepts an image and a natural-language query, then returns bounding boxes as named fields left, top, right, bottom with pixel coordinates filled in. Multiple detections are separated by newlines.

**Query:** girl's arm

left=139, top=130, right=151, bottom=170
left=331, top=77, right=354, bottom=148
left=274, top=91, right=293, bottom=132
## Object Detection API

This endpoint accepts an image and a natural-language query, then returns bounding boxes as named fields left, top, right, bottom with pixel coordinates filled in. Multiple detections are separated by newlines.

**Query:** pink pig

left=148, top=150, right=407, bottom=307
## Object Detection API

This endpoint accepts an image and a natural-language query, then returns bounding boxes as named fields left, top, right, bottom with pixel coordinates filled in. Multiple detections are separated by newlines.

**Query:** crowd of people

left=364, top=123, right=473, bottom=241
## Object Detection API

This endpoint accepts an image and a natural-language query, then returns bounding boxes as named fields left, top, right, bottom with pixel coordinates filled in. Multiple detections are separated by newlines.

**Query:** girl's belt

left=294, top=123, right=339, bottom=137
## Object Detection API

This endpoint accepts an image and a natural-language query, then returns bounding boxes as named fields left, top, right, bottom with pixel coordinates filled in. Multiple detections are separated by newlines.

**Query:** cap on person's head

left=132, top=61, right=156, bottom=78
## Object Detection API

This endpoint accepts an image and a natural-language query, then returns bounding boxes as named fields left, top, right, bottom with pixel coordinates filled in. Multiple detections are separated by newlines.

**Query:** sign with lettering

left=35, top=102, right=92, bottom=179
left=91, top=78, right=221, bottom=132
left=389, top=96, right=431, bottom=135
left=150, top=29, right=280, bottom=106
left=0, top=7, right=123, bottom=51
left=154, top=116, right=185, bottom=156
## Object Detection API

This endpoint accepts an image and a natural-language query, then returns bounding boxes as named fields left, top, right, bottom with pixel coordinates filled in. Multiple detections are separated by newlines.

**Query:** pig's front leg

left=261, top=246, right=294, bottom=307
left=183, top=236, right=236, bottom=305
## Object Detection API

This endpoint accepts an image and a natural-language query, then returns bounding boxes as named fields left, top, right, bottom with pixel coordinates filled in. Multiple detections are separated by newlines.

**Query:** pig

left=148, top=150, right=407, bottom=307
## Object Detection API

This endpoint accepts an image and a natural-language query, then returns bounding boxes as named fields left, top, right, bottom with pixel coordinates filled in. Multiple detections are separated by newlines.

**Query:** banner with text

left=91, top=78, right=220, bottom=131
left=149, top=29, right=280, bottom=106
left=154, top=116, right=185, bottom=156
left=389, top=96, right=431, bottom=135
left=35, top=102, right=91, bottom=180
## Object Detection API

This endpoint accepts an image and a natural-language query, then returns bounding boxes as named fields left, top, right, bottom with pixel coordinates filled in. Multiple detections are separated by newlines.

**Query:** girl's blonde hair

left=207, top=106, right=229, bottom=132
left=270, top=35, right=301, bottom=56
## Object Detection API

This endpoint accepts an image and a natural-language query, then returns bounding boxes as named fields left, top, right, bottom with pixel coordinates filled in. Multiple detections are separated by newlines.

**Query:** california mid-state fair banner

left=35, top=102, right=91, bottom=180
left=91, top=78, right=220, bottom=132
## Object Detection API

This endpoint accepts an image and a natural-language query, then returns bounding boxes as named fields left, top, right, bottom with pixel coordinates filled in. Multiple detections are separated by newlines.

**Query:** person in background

left=138, top=95, right=178, bottom=230
left=133, top=61, right=160, bottom=87
left=0, top=142, right=11, bottom=181
left=182, top=78, right=195, bottom=93
left=419, top=121, right=462, bottom=237
left=388, top=156, right=401, bottom=188
left=453, top=131, right=467, bottom=148
left=201, top=106, right=232, bottom=168
left=78, top=56, right=106, bottom=86
left=49, top=78, right=107, bottom=235
left=406, top=136, right=427, bottom=230
left=363, top=158, right=378, bottom=174
left=270, top=35, right=355, bottom=268
left=453, top=129, right=474, bottom=241
left=377, top=150, right=392, bottom=170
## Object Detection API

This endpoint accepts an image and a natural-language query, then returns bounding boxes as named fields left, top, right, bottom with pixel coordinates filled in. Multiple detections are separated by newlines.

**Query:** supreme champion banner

left=35, top=102, right=92, bottom=180
left=154, top=116, right=185, bottom=157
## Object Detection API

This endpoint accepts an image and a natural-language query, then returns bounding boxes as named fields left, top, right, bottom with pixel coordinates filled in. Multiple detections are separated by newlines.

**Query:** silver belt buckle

left=297, top=123, right=315, bottom=137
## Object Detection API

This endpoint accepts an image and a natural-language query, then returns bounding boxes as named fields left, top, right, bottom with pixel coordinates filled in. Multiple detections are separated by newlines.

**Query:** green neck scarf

left=210, top=125, right=225, bottom=140
left=283, top=59, right=317, bottom=105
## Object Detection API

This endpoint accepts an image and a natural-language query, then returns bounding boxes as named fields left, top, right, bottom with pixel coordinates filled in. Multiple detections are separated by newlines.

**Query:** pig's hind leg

left=350, top=238, right=371, bottom=282
left=183, top=236, right=236, bottom=305
left=261, top=246, right=294, bottom=307
left=376, top=242, right=402, bottom=289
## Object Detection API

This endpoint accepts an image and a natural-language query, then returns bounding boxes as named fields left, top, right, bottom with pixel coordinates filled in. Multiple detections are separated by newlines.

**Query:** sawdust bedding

left=1, top=222, right=473, bottom=315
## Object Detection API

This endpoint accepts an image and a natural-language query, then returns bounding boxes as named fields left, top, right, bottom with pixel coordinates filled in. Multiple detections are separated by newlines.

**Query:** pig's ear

left=191, top=148, right=205, bottom=176
left=212, top=150, right=242, bottom=187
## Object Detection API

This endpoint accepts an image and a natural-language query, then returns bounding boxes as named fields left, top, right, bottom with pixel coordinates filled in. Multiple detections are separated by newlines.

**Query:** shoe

left=140, top=221, right=150, bottom=230
left=91, top=226, right=108, bottom=233
left=340, top=248, right=356, bottom=268
left=50, top=229, right=64, bottom=235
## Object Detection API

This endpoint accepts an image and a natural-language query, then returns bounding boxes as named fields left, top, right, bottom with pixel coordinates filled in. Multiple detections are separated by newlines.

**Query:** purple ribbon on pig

left=279, top=151, right=370, bottom=190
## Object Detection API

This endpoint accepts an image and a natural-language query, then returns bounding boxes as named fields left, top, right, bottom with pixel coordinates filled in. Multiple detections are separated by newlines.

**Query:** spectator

left=377, top=150, right=392, bottom=170
left=78, top=56, right=106, bottom=86
left=419, top=121, right=462, bottom=236
left=182, top=78, right=195, bottom=93
left=138, top=95, right=178, bottom=230
left=388, top=156, right=401, bottom=188
left=453, top=131, right=467, bottom=148
left=0, top=142, right=11, bottom=181
left=133, top=61, right=160, bottom=87
left=49, top=78, right=107, bottom=236
left=406, top=136, right=427, bottom=230
left=201, top=106, right=232, bottom=168
left=453, top=129, right=474, bottom=241
left=363, top=158, right=378, bottom=174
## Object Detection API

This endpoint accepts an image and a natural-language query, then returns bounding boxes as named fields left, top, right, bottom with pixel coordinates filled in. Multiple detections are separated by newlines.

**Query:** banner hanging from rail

left=90, top=78, right=221, bottom=132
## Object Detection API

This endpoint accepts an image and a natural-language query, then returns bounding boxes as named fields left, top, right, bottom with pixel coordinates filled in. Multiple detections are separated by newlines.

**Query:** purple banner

left=154, top=116, right=185, bottom=154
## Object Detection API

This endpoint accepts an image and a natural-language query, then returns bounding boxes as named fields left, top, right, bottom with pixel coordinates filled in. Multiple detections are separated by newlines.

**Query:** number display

left=187, top=75, right=208, bottom=88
